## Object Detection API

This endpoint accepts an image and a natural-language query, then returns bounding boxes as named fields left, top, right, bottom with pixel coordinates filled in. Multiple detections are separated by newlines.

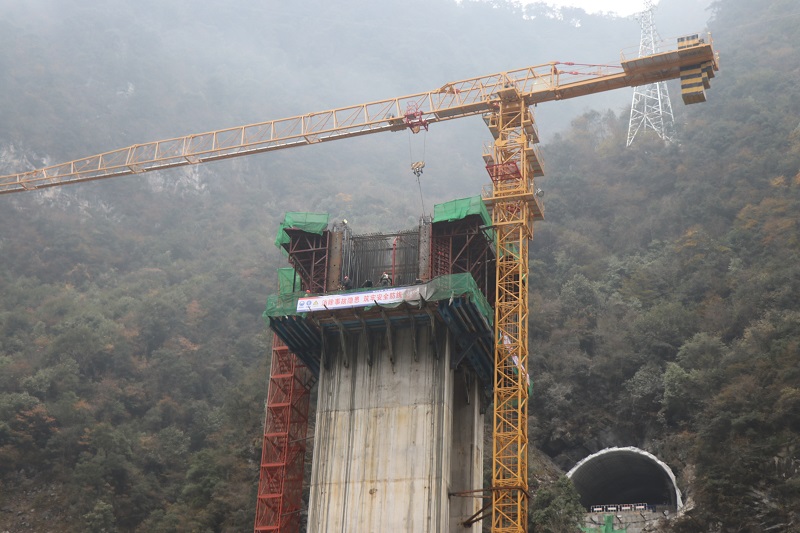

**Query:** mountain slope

left=3, top=0, right=799, bottom=532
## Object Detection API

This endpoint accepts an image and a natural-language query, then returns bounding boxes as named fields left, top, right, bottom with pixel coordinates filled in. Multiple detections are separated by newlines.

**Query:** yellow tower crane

left=0, top=35, right=718, bottom=532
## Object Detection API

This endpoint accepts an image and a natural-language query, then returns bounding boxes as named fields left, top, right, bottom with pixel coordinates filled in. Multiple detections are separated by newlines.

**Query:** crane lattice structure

left=626, top=0, right=676, bottom=147
left=484, top=94, right=541, bottom=530
left=0, top=37, right=718, bottom=533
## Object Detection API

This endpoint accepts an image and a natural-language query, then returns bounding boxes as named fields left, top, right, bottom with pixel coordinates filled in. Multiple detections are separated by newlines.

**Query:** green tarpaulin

left=274, top=212, right=329, bottom=249
left=277, top=267, right=300, bottom=295
left=433, top=196, right=492, bottom=228
left=263, top=272, right=493, bottom=325
left=581, top=515, right=627, bottom=533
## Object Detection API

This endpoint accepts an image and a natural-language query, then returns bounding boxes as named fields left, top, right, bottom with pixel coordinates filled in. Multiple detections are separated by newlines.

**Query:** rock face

left=0, top=475, right=75, bottom=532
left=0, top=143, right=45, bottom=175
left=145, top=165, right=208, bottom=196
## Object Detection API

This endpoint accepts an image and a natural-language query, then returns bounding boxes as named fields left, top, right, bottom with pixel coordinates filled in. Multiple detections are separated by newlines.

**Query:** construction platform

left=264, top=273, right=496, bottom=403
left=263, top=195, right=499, bottom=404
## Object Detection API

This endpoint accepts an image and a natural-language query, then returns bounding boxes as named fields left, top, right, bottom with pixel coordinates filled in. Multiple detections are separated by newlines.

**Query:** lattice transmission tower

left=626, top=0, right=675, bottom=146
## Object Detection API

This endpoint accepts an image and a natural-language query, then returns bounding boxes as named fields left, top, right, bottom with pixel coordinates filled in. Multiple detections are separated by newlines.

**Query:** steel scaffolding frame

left=430, top=216, right=496, bottom=304
left=283, top=229, right=330, bottom=294
left=256, top=226, right=328, bottom=532
left=254, top=335, right=315, bottom=532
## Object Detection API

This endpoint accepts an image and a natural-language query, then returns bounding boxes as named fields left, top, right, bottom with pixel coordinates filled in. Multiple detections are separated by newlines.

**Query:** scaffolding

left=431, top=196, right=496, bottom=304
left=276, top=213, right=331, bottom=294
left=253, top=335, right=315, bottom=532
left=254, top=268, right=316, bottom=533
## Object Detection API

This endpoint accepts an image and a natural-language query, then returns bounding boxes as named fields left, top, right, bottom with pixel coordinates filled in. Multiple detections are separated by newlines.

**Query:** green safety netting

left=499, top=242, right=521, bottom=259
left=433, top=196, right=492, bottom=228
left=274, top=212, right=329, bottom=249
left=277, top=267, right=300, bottom=295
left=580, top=514, right=626, bottom=533
left=263, top=272, right=493, bottom=325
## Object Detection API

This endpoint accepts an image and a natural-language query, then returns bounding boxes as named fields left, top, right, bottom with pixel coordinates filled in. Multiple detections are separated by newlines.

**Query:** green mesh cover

left=263, top=272, right=493, bottom=325
left=274, top=212, right=329, bottom=249
left=580, top=514, right=627, bottom=533
left=499, top=242, right=520, bottom=259
left=277, top=268, right=300, bottom=295
left=433, top=196, right=492, bottom=228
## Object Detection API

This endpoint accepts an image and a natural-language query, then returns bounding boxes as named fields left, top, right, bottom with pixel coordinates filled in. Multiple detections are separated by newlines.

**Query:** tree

left=529, top=476, right=585, bottom=532
left=83, top=500, right=117, bottom=533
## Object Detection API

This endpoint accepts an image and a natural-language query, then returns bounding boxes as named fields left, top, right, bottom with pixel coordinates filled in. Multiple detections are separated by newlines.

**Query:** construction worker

left=342, top=275, right=353, bottom=290
left=380, top=272, right=392, bottom=286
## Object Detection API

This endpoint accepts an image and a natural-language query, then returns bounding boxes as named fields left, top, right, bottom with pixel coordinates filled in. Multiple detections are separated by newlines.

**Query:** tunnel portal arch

left=566, top=447, right=682, bottom=510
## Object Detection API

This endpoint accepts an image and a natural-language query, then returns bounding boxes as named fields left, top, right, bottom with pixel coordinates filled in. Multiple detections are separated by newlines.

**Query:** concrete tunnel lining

left=566, top=447, right=682, bottom=510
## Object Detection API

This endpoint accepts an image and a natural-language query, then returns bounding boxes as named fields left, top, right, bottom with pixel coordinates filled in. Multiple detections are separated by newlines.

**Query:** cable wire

left=408, top=128, right=428, bottom=216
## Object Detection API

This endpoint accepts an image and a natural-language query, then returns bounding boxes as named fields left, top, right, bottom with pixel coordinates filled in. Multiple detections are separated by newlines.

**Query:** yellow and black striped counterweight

left=678, top=34, right=717, bottom=104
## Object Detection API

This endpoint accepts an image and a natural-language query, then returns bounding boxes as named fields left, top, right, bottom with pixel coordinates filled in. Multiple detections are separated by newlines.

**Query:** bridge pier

left=307, top=325, right=484, bottom=532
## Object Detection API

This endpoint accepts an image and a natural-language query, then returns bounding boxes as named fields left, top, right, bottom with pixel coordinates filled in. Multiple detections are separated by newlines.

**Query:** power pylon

left=626, top=0, right=675, bottom=146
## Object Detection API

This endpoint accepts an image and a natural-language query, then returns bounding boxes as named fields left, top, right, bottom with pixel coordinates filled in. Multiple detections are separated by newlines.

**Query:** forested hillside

left=527, top=1, right=800, bottom=530
left=1, top=0, right=798, bottom=532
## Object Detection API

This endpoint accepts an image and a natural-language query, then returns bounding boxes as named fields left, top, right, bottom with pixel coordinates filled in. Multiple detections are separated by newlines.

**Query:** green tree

left=83, top=500, right=117, bottom=533
left=620, top=362, right=664, bottom=426
left=660, top=362, right=699, bottom=425
left=529, top=476, right=585, bottom=532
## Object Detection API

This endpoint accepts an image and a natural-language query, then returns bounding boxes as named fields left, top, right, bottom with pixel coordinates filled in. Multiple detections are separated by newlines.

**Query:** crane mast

left=485, top=91, right=541, bottom=531
left=0, top=36, right=717, bottom=533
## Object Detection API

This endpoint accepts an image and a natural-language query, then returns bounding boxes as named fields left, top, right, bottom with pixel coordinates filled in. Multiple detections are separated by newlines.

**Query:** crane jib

left=0, top=38, right=717, bottom=195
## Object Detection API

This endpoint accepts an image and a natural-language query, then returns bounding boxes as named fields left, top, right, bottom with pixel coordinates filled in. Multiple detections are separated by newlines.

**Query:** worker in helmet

left=342, top=275, right=353, bottom=290
left=380, top=272, right=392, bottom=286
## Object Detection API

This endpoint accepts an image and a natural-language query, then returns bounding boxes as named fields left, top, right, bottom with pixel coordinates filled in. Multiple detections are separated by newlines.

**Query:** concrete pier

left=265, top=208, right=496, bottom=531
left=307, top=325, right=484, bottom=532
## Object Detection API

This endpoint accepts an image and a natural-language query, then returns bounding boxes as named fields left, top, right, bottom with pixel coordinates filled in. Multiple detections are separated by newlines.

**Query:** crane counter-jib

left=525, top=42, right=717, bottom=105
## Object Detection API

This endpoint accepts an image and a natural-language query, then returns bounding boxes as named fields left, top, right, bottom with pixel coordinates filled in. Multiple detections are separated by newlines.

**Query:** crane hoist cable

left=407, top=117, right=427, bottom=216
left=413, top=166, right=426, bottom=216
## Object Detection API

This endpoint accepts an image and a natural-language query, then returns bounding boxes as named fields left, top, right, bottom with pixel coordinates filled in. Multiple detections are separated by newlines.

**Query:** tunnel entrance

left=566, top=447, right=682, bottom=511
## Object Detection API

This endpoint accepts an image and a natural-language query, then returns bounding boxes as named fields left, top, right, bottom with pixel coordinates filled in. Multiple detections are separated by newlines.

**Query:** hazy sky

left=525, top=0, right=649, bottom=17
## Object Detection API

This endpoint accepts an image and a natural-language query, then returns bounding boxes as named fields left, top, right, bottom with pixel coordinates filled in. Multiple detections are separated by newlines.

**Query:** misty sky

left=526, top=0, right=648, bottom=16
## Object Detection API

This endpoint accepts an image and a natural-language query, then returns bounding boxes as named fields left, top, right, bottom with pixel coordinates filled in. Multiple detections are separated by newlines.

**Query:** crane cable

left=408, top=127, right=427, bottom=215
